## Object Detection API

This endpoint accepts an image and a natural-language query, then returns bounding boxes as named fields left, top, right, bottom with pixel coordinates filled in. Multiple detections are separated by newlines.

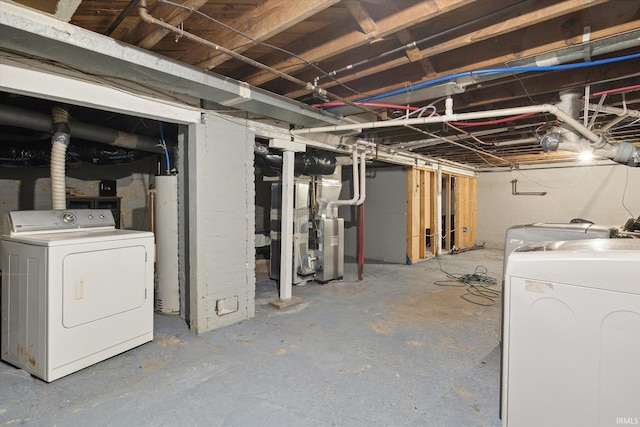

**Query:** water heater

left=154, top=175, right=179, bottom=314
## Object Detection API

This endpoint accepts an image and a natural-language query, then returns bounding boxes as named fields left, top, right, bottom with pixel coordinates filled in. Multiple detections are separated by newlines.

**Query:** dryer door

left=62, top=245, right=148, bottom=328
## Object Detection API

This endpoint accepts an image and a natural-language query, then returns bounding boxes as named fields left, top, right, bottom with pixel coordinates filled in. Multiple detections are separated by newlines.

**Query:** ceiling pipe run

left=291, top=104, right=601, bottom=143
left=588, top=104, right=640, bottom=118
left=0, top=105, right=164, bottom=153
left=137, top=0, right=377, bottom=121
left=292, top=103, right=640, bottom=167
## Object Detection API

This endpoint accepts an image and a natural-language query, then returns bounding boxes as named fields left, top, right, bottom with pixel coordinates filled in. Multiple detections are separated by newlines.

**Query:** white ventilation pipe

left=50, top=106, right=70, bottom=210
left=355, top=151, right=366, bottom=206
left=588, top=104, right=640, bottom=118
left=291, top=104, right=600, bottom=141
left=326, top=147, right=359, bottom=217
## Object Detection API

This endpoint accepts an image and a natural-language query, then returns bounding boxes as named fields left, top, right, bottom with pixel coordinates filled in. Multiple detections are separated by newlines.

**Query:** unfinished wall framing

left=406, top=166, right=435, bottom=263
left=406, top=167, right=477, bottom=262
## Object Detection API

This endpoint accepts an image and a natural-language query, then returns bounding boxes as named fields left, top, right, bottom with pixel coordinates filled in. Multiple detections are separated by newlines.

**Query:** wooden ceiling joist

left=125, top=0, right=210, bottom=49
left=343, top=0, right=378, bottom=40
left=243, top=0, right=476, bottom=87
left=182, top=0, right=342, bottom=69
left=285, top=0, right=614, bottom=100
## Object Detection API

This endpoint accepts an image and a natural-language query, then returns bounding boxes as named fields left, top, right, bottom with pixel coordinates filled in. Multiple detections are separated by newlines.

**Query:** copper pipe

left=357, top=200, right=364, bottom=281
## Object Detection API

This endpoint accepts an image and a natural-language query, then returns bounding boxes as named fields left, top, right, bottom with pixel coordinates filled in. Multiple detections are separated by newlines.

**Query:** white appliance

left=503, top=222, right=618, bottom=261
left=501, top=239, right=640, bottom=427
left=1, top=209, right=155, bottom=382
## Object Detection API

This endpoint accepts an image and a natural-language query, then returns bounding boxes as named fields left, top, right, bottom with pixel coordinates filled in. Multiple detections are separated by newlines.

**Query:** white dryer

left=501, top=238, right=640, bottom=426
left=1, top=209, right=155, bottom=382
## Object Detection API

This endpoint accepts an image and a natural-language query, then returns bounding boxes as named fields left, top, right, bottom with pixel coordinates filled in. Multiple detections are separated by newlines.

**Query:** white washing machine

left=1, top=209, right=155, bottom=382
left=501, top=239, right=640, bottom=426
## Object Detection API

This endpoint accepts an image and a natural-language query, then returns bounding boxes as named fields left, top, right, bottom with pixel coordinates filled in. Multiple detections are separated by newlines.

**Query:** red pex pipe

left=588, top=84, right=640, bottom=98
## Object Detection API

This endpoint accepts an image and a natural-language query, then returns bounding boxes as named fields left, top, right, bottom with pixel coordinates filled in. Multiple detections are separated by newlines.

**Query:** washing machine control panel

left=5, top=209, right=116, bottom=234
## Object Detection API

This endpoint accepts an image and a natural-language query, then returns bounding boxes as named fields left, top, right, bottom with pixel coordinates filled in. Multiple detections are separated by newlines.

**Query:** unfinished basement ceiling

left=3, top=0, right=640, bottom=168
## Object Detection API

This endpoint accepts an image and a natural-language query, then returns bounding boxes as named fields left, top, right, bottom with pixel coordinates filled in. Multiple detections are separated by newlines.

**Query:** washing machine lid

left=5, top=209, right=115, bottom=234
left=3, top=209, right=153, bottom=246
left=3, top=228, right=154, bottom=246
left=505, top=222, right=617, bottom=243
left=506, top=239, right=640, bottom=294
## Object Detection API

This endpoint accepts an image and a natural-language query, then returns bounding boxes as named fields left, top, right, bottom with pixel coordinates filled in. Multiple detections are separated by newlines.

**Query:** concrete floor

left=0, top=248, right=504, bottom=427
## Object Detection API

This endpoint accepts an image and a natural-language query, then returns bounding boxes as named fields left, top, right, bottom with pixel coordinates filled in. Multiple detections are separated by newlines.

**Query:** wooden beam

left=419, top=169, right=428, bottom=259
left=396, top=29, right=436, bottom=77
left=55, top=0, right=82, bottom=22
left=344, top=0, right=378, bottom=40
left=430, top=170, right=437, bottom=256
left=413, top=0, right=608, bottom=62
left=470, top=178, right=476, bottom=246
left=184, top=0, right=341, bottom=69
left=124, top=0, right=209, bottom=49
left=284, top=0, right=619, bottom=99
left=244, top=0, right=475, bottom=86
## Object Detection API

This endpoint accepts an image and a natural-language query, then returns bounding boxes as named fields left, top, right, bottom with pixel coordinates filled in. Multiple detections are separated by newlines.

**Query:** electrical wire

left=157, top=0, right=363, bottom=97
left=610, top=117, right=640, bottom=131
left=434, top=262, right=500, bottom=306
left=621, top=166, right=635, bottom=219
left=317, top=0, right=536, bottom=82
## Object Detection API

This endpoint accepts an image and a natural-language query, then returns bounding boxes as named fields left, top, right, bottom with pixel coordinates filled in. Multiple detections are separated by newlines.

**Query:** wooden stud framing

left=444, top=174, right=452, bottom=252
left=406, top=166, right=434, bottom=264
left=407, top=168, right=476, bottom=260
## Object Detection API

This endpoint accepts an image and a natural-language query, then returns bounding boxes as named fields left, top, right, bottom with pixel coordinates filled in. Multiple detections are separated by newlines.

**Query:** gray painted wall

left=477, top=163, right=640, bottom=248
left=184, top=115, right=255, bottom=333
left=343, top=166, right=407, bottom=264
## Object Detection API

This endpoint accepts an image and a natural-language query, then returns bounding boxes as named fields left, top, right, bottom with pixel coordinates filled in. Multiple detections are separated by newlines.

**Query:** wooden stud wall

left=406, top=167, right=433, bottom=264
left=407, top=168, right=477, bottom=261
left=453, top=175, right=477, bottom=250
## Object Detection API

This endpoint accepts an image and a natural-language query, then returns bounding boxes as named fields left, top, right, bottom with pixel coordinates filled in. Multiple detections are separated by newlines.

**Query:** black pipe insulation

left=254, top=142, right=337, bottom=175
left=0, top=140, right=153, bottom=166
left=0, top=105, right=164, bottom=153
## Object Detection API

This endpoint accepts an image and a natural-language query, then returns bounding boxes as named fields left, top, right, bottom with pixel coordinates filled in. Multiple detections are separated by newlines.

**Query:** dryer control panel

left=5, top=209, right=115, bottom=235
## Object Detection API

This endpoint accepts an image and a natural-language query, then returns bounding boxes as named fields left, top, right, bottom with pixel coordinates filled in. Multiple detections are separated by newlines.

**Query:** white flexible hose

left=50, top=106, right=69, bottom=210
left=50, top=139, right=68, bottom=209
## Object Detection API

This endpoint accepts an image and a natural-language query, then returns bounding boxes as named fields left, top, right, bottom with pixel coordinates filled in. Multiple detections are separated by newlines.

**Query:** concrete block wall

left=477, top=163, right=640, bottom=248
left=187, top=115, right=255, bottom=333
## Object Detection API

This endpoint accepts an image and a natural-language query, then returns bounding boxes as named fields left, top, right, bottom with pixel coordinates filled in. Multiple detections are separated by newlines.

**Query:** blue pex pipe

left=158, top=122, right=170, bottom=173
left=357, top=52, right=640, bottom=103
